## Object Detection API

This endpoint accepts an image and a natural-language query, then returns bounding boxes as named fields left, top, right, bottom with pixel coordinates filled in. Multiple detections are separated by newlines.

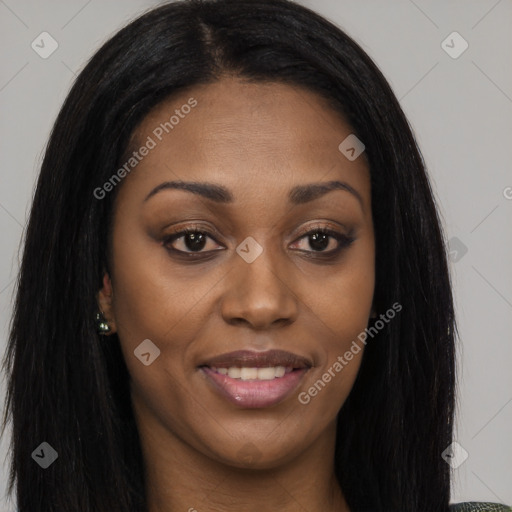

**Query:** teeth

left=227, top=367, right=241, bottom=379
left=240, top=367, right=258, bottom=380
left=275, top=366, right=286, bottom=378
left=257, top=367, right=278, bottom=380
left=213, top=366, right=292, bottom=380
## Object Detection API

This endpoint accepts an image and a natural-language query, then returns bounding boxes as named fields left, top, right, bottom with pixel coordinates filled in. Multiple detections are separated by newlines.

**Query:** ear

left=97, top=272, right=117, bottom=334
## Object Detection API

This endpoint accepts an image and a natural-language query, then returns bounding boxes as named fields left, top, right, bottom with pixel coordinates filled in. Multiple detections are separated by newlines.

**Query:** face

left=98, top=77, right=375, bottom=469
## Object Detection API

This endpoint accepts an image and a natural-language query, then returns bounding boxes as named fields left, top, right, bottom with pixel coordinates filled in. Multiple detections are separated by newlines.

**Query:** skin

left=98, top=77, right=375, bottom=512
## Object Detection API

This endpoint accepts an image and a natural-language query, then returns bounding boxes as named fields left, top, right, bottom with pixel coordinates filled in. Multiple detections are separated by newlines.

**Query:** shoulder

left=450, top=503, right=512, bottom=512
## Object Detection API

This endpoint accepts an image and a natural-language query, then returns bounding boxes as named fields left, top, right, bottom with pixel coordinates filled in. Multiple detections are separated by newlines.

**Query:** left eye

left=291, top=228, right=351, bottom=253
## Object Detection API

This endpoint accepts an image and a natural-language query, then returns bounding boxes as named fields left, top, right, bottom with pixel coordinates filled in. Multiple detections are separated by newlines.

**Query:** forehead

left=118, top=77, right=370, bottom=210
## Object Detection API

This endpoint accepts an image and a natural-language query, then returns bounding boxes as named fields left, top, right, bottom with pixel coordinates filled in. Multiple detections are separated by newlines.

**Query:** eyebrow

left=144, top=179, right=364, bottom=209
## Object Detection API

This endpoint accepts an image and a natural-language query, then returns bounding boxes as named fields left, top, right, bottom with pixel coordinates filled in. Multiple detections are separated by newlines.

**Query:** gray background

left=0, top=0, right=511, bottom=510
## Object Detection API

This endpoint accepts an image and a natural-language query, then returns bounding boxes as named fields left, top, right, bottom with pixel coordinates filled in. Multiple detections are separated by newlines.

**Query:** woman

left=2, top=0, right=510, bottom=511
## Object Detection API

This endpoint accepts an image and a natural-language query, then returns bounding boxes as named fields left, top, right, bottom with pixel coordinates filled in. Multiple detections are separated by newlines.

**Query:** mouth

left=198, top=350, right=312, bottom=409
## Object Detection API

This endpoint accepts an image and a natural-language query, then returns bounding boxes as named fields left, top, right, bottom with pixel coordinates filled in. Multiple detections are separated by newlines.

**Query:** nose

left=221, top=245, right=299, bottom=330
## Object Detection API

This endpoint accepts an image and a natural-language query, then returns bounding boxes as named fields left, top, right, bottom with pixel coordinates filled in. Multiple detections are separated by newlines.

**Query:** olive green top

left=450, top=503, right=512, bottom=511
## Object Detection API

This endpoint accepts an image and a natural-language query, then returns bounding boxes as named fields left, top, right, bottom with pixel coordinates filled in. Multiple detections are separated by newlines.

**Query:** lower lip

left=200, top=367, right=309, bottom=408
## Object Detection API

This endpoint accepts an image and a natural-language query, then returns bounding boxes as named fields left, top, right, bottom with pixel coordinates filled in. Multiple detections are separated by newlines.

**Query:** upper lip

left=199, top=350, right=312, bottom=369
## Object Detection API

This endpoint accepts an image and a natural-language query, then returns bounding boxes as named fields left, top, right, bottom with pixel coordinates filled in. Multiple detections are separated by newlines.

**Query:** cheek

left=297, top=237, right=374, bottom=412
left=296, top=267, right=372, bottom=422
left=304, top=233, right=375, bottom=338
left=298, top=352, right=363, bottom=427
left=108, top=224, right=235, bottom=416
left=109, top=218, right=218, bottom=342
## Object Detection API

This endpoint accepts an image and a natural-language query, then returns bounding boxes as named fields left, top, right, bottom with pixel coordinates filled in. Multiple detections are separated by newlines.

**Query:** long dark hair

left=1, top=0, right=456, bottom=510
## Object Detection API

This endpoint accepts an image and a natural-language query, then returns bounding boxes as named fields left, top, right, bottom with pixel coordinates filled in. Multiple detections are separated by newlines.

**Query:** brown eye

left=291, top=227, right=355, bottom=255
left=162, top=225, right=355, bottom=260
left=163, top=228, right=223, bottom=254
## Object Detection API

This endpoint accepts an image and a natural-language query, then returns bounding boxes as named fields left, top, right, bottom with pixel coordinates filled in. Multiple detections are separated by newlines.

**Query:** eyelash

left=162, top=224, right=355, bottom=260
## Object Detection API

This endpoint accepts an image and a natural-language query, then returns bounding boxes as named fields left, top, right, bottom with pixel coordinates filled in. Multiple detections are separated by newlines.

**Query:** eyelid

left=163, top=222, right=223, bottom=242
left=163, top=221, right=350, bottom=244
left=292, top=221, right=351, bottom=240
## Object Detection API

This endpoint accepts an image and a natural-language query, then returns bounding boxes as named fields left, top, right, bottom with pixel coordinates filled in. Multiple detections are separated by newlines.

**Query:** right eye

left=163, top=227, right=224, bottom=255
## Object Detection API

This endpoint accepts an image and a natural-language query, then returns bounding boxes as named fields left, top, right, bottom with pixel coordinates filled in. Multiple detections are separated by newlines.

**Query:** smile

left=200, top=366, right=309, bottom=408
left=198, top=350, right=312, bottom=408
